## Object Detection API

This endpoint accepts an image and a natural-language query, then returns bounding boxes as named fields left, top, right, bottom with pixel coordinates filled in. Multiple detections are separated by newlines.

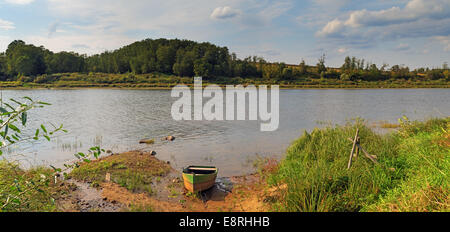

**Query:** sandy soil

left=58, top=151, right=271, bottom=212
left=99, top=174, right=269, bottom=212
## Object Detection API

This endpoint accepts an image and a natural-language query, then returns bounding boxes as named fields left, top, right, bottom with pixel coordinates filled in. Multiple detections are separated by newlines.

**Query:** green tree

left=316, top=54, right=327, bottom=74
left=46, top=52, right=85, bottom=73
left=173, top=50, right=195, bottom=76
left=342, top=56, right=352, bottom=72
left=0, top=53, right=7, bottom=80
left=194, top=59, right=212, bottom=77
left=156, top=45, right=177, bottom=73
left=299, top=59, right=307, bottom=75
left=426, top=69, right=444, bottom=80
left=6, top=40, right=47, bottom=77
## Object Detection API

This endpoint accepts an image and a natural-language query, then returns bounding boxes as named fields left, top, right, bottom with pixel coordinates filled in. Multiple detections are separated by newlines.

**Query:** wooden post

left=347, top=129, right=359, bottom=169
left=354, top=137, right=360, bottom=159
left=346, top=137, right=379, bottom=165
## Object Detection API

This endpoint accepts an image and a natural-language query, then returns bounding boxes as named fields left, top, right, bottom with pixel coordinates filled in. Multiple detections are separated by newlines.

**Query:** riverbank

left=0, top=117, right=448, bottom=212
left=60, top=151, right=270, bottom=212
left=267, top=117, right=449, bottom=212
left=0, top=151, right=271, bottom=212
left=1, top=72, right=449, bottom=89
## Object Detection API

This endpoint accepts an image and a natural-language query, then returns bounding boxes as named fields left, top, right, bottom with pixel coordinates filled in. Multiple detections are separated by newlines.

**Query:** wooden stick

left=346, top=138, right=378, bottom=164
left=357, top=145, right=379, bottom=164
left=347, top=129, right=359, bottom=169
left=105, top=173, right=111, bottom=182
left=354, top=137, right=360, bottom=159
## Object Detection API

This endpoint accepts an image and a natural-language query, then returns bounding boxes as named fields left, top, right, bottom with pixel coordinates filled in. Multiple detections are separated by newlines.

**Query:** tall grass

left=0, top=161, right=66, bottom=212
left=268, top=118, right=449, bottom=212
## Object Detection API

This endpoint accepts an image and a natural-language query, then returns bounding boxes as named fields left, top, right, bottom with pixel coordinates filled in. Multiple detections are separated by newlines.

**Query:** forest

left=0, top=39, right=449, bottom=84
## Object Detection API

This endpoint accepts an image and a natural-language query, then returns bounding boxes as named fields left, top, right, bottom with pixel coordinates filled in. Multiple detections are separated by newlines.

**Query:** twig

left=357, top=144, right=378, bottom=164
left=1, top=196, right=10, bottom=209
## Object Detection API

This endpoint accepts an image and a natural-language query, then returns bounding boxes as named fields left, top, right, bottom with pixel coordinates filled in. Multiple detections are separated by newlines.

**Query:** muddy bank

left=58, top=151, right=271, bottom=212
left=57, top=180, right=125, bottom=212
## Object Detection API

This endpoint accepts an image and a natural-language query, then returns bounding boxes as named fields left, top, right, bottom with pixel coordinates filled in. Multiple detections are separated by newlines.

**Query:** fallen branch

left=347, top=137, right=379, bottom=164
left=347, top=129, right=359, bottom=170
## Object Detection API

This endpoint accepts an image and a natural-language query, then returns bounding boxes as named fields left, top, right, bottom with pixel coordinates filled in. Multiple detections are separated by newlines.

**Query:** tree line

left=0, top=39, right=448, bottom=82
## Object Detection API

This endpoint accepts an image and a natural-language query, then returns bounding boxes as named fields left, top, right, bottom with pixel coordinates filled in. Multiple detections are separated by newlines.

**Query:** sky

left=0, top=0, right=449, bottom=69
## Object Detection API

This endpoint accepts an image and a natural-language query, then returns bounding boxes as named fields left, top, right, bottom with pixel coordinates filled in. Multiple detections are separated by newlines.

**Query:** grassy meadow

left=69, top=151, right=172, bottom=193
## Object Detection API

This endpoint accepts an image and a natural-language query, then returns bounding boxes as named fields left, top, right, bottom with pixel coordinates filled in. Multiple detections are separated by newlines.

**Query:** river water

left=1, top=88, right=449, bottom=176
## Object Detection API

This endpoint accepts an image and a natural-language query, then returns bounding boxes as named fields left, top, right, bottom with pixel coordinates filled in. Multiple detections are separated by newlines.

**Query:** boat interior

left=183, top=167, right=217, bottom=175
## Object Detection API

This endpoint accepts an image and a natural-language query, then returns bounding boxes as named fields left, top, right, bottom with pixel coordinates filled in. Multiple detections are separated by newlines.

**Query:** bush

left=17, top=75, right=34, bottom=83
left=34, top=74, right=57, bottom=83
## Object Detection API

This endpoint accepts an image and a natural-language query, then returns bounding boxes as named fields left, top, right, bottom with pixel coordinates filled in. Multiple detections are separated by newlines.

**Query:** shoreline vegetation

left=268, top=117, right=449, bottom=212
left=1, top=39, right=449, bottom=89
left=0, top=117, right=448, bottom=212
left=0, top=72, right=449, bottom=89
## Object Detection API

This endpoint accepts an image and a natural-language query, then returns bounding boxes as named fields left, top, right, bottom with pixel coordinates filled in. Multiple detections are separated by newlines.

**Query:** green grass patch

left=69, top=152, right=172, bottom=194
left=122, top=203, right=153, bottom=212
left=0, top=161, right=68, bottom=212
left=268, top=117, right=449, bottom=212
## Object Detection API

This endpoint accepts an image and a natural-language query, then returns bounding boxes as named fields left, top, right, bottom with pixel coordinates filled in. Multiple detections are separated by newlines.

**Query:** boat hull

left=182, top=166, right=218, bottom=193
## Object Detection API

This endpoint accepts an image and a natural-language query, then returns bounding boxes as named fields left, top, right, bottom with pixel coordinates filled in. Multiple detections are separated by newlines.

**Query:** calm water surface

left=2, top=89, right=449, bottom=176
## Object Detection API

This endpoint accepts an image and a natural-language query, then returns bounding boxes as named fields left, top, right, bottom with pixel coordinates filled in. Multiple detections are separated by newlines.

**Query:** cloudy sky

left=0, top=0, right=449, bottom=68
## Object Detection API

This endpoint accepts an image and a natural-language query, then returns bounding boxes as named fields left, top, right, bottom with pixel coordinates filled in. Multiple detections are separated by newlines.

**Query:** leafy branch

left=0, top=97, right=67, bottom=155
left=0, top=96, right=66, bottom=211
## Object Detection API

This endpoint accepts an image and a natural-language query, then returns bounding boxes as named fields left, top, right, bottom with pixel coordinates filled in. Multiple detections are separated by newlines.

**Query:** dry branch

left=347, top=129, right=359, bottom=169
left=347, top=137, right=379, bottom=164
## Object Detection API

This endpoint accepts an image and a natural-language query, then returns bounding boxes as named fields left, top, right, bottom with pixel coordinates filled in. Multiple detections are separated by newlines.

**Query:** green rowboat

left=182, top=166, right=218, bottom=193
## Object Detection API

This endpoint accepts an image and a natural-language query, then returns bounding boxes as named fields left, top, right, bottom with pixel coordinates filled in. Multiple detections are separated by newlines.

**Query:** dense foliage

left=0, top=39, right=449, bottom=83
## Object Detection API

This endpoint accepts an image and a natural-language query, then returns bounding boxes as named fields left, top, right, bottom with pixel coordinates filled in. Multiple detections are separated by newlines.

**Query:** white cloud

left=5, top=0, right=34, bottom=4
left=34, top=0, right=294, bottom=55
left=48, top=22, right=59, bottom=37
left=0, top=36, right=12, bottom=51
left=297, top=0, right=350, bottom=27
left=210, top=6, right=240, bottom=20
left=317, top=0, right=450, bottom=49
left=343, top=0, right=450, bottom=28
left=26, top=33, right=135, bottom=55
left=317, top=19, right=344, bottom=37
left=435, top=36, right=450, bottom=52
left=258, top=49, right=281, bottom=56
left=337, top=47, right=347, bottom=53
left=395, top=43, right=410, bottom=51
left=40, top=0, right=230, bottom=54
left=0, top=19, right=14, bottom=30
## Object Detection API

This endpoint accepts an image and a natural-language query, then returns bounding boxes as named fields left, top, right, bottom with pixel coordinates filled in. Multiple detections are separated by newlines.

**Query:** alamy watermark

left=171, top=77, right=279, bottom=131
